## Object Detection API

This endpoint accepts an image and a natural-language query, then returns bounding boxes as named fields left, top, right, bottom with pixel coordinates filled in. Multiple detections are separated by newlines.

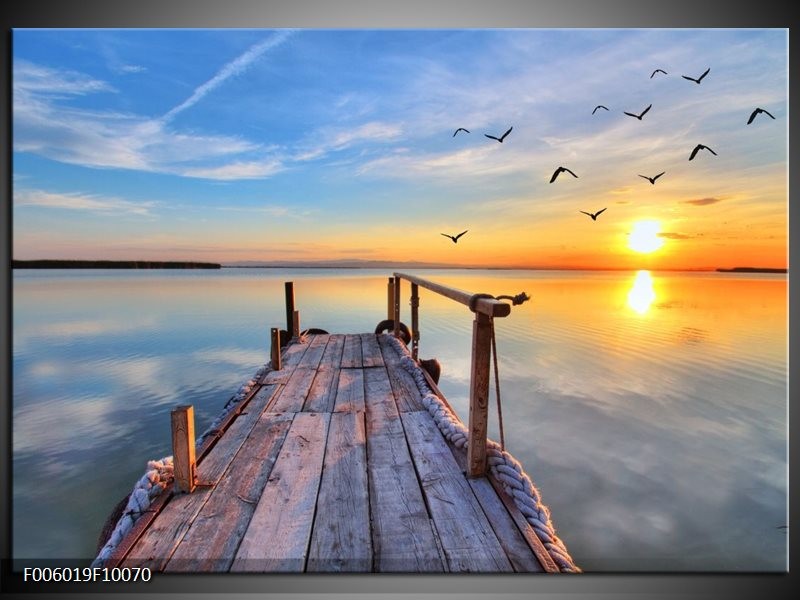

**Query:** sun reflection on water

left=627, top=270, right=656, bottom=314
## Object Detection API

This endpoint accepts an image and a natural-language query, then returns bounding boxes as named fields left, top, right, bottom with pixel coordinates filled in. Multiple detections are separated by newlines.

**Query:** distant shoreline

left=12, top=260, right=221, bottom=269
left=10, top=260, right=787, bottom=273
left=716, top=267, right=788, bottom=274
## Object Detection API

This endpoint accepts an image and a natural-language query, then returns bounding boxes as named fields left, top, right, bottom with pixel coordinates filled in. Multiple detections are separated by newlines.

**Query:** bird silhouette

left=580, top=208, right=607, bottom=221
left=453, top=127, right=470, bottom=137
left=689, top=144, right=717, bottom=161
left=650, top=68, right=668, bottom=78
left=624, top=104, right=652, bottom=120
left=639, top=171, right=665, bottom=185
left=747, top=107, right=775, bottom=125
left=550, top=166, right=578, bottom=183
left=682, top=67, right=710, bottom=84
left=592, top=105, right=609, bottom=115
left=441, top=230, right=468, bottom=243
left=484, top=126, right=513, bottom=143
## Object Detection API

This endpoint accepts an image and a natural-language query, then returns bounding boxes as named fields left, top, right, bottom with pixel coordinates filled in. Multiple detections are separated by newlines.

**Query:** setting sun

left=628, top=220, right=665, bottom=254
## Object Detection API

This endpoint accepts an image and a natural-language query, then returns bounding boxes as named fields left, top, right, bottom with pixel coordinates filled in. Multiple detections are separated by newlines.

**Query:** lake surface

left=11, top=268, right=787, bottom=571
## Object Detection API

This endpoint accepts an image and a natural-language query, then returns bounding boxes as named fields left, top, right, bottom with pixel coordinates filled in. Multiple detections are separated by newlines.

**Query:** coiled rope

left=386, top=334, right=581, bottom=573
left=92, top=362, right=269, bottom=567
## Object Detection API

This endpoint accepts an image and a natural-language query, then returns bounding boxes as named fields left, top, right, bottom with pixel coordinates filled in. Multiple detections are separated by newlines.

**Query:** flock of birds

left=441, top=66, right=777, bottom=243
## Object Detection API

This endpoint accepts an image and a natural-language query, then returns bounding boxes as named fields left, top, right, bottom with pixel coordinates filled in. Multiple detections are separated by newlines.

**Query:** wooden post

left=171, top=405, right=196, bottom=493
left=393, top=275, right=401, bottom=339
left=271, top=327, right=281, bottom=370
left=292, top=310, right=301, bottom=339
left=410, top=282, right=419, bottom=360
left=387, top=277, right=395, bottom=321
left=467, top=312, right=492, bottom=477
left=285, top=281, right=295, bottom=337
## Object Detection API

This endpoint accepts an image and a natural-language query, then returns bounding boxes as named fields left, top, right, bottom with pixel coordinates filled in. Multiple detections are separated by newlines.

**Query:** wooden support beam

left=393, top=275, right=401, bottom=339
left=171, top=405, right=196, bottom=494
left=467, top=312, right=491, bottom=477
left=410, top=283, right=419, bottom=360
left=393, top=272, right=511, bottom=318
left=387, top=277, right=395, bottom=321
left=292, top=310, right=301, bottom=339
left=270, top=327, right=281, bottom=370
left=285, top=281, right=295, bottom=335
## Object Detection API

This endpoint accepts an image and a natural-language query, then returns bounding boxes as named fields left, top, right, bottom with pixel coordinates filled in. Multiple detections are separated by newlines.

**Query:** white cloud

left=181, top=159, right=286, bottom=180
left=14, top=59, right=116, bottom=97
left=15, top=189, right=157, bottom=216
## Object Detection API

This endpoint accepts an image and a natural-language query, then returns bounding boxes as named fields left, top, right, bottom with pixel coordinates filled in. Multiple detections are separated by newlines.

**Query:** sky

left=12, top=28, right=788, bottom=270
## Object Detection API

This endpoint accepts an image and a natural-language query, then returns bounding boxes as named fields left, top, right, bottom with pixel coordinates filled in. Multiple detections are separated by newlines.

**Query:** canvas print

left=11, top=28, right=787, bottom=574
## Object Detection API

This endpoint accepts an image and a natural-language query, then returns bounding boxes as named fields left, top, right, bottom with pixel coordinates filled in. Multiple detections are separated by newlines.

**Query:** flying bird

left=747, top=107, right=775, bottom=125
left=592, top=105, right=609, bottom=115
left=682, top=67, right=710, bottom=84
left=484, top=126, right=513, bottom=143
left=688, top=144, right=717, bottom=161
left=580, top=208, right=607, bottom=221
left=624, top=104, right=652, bottom=120
left=650, top=68, right=668, bottom=78
left=550, top=166, right=578, bottom=183
left=453, top=127, right=470, bottom=137
left=639, top=171, right=665, bottom=185
left=441, top=230, right=468, bottom=243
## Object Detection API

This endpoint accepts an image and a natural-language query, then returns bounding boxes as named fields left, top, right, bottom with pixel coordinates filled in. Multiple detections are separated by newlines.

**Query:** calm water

left=12, top=268, right=787, bottom=571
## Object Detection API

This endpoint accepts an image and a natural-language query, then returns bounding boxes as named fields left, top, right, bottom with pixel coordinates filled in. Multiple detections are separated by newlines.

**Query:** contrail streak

left=161, top=29, right=295, bottom=123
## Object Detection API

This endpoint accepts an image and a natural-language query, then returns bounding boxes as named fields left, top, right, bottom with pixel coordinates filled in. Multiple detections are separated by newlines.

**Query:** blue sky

left=12, top=28, right=787, bottom=268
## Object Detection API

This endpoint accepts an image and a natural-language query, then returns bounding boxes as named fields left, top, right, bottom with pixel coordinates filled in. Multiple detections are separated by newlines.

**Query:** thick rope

left=91, top=362, right=269, bottom=567
left=385, top=334, right=581, bottom=573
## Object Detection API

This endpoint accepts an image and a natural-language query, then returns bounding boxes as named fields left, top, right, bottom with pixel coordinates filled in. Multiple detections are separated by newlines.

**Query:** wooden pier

left=102, top=274, right=567, bottom=573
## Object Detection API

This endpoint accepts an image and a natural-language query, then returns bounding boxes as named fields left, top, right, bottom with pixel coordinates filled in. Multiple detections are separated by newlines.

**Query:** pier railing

left=389, top=272, right=521, bottom=478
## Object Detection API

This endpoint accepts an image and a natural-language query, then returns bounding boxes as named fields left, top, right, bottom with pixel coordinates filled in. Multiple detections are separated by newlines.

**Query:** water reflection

left=627, top=270, right=656, bottom=314
left=11, top=268, right=787, bottom=570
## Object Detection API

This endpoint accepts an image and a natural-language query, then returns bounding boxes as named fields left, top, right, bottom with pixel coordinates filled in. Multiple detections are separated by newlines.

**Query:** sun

left=628, top=220, right=665, bottom=253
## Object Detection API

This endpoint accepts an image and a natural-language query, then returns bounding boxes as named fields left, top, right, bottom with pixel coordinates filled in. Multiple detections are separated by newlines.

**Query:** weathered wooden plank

left=164, top=412, right=294, bottom=572
left=123, top=384, right=282, bottom=569
left=269, top=367, right=317, bottom=413
left=307, top=411, right=371, bottom=572
left=401, top=411, right=513, bottom=572
left=360, top=333, right=384, bottom=367
left=318, top=334, right=345, bottom=370
left=340, top=334, right=363, bottom=368
left=377, top=333, right=425, bottom=412
left=467, top=476, right=545, bottom=572
left=303, top=368, right=339, bottom=413
left=333, top=368, right=364, bottom=413
left=449, top=427, right=557, bottom=573
left=363, top=367, right=444, bottom=572
left=296, top=334, right=328, bottom=369
left=231, top=412, right=330, bottom=572
left=261, top=338, right=308, bottom=384
left=198, top=384, right=279, bottom=480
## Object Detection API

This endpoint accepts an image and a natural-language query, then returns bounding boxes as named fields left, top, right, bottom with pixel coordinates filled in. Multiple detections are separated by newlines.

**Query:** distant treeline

left=13, top=260, right=222, bottom=269
left=716, top=267, right=787, bottom=273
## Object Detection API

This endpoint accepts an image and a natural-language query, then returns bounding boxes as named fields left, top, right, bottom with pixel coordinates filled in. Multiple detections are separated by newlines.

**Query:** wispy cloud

left=161, top=30, right=295, bottom=124
left=181, top=159, right=286, bottom=180
left=15, top=189, right=156, bottom=216
left=682, top=197, right=723, bottom=206
left=120, top=64, right=146, bottom=74
left=13, top=59, right=116, bottom=97
left=659, top=232, right=693, bottom=239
